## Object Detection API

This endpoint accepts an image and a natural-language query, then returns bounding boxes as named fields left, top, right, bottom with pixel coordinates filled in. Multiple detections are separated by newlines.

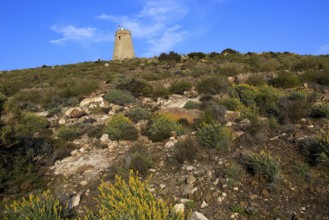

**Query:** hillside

left=1, top=51, right=329, bottom=219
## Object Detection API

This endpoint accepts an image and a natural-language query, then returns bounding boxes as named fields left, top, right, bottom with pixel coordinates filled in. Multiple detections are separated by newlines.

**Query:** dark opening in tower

left=118, top=36, right=121, bottom=40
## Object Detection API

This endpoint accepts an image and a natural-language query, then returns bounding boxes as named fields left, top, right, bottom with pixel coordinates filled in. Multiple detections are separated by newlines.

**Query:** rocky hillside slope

left=1, top=51, right=329, bottom=219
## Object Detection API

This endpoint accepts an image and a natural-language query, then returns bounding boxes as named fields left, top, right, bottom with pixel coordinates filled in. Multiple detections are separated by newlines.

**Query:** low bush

left=148, top=114, right=183, bottom=142
left=127, top=144, right=154, bottom=176
left=158, top=51, right=181, bottom=62
left=174, top=137, right=200, bottom=164
left=125, top=107, right=150, bottom=122
left=197, top=123, right=233, bottom=149
left=15, top=112, right=49, bottom=137
left=246, top=74, right=266, bottom=86
left=152, top=86, right=170, bottom=99
left=255, top=85, right=283, bottom=115
left=220, top=98, right=243, bottom=111
left=57, top=125, right=81, bottom=141
left=244, top=149, right=280, bottom=182
left=169, top=81, right=192, bottom=95
left=270, top=72, right=301, bottom=88
left=229, top=84, right=258, bottom=107
left=183, top=100, right=201, bottom=109
left=120, top=125, right=139, bottom=141
left=278, top=92, right=310, bottom=124
left=104, top=114, right=134, bottom=141
left=117, top=78, right=153, bottom=97
left=196, top=76, right=230, bottom=95
left=4, top=190, right=70, bottom=220
left=310, top=103, right=329, bottom=118
left=86, top=170, right=184, bottom=220
left=104, top=89, right=135, bottom=105
left=187, top=52, right=206, bottom=60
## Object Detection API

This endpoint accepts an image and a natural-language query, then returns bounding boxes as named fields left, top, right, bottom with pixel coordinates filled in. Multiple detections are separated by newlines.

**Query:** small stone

left=100, top=134, right=110, bottom=142
left=69, top=194, right=81, bottom=209
left=233, top=187, right=239, bottom=191
left=186, top=165, right=194, bottom=171
left=222, top=184, right=228, bottom=188
left=160, top=184, right=166, bottom=189
left=261, top=189, right=269, bottom=197
left=212, top=191, right=219, bottom=198
left=250, top=180, right=258, bottom=187
left=173, top=203, right=185, bottom=214
left=201, top=201, right=208, bottom=209
left=203, top=192, right=213, bottom=203
left=149, top=168, right=156, bottom=172
left=213, top=178, right=219, bottom=185
left=187, top=174, right=196, bottom=184
left=69, top=108, right=87, bottom=118
left=181, top=184, right=194, bottom=196
left=80, top=180, right=88, bottom=186
left=249, top=194, right=258, bottom=200
left=222, top=192, right=227, bottom=197
left=245, top=206, right=254, bottom=214
left=217, top=197, right=223, bottom=203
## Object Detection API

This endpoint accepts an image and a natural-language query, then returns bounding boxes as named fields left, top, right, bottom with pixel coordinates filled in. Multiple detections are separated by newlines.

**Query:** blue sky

left=1, top=0, right=329, bottom=70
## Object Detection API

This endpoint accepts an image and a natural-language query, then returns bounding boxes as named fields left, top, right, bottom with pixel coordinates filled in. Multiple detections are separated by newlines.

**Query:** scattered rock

left=201, top=201, right=208, bottom=209
left=181, top=184, right=194, bottom=196
left=104, top=63, right=109, bottom=67
left=186, top=174, right=196, bottom=184
left=173, top=203, right=185, bottom=214
left=69, top=194, right=81, bottom=209
left=261, top=189, right=269, bottom=197
left=225, top=111, right=240, bottom=122
left=188, top=211, right=209, bottom=220
left=80, top=180, right=88, bottom=186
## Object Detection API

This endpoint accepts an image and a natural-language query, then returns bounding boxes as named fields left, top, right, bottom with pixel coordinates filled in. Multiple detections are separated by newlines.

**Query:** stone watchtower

left=112, top=27, right=135, bottom=60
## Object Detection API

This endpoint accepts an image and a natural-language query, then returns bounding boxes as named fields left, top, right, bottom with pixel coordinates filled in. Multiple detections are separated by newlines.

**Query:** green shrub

left=255, top=85, right=283, bottom=115
left=158, top=51, right=181, bottom=62
left=246, top=74, right=266, bottom=86
left=220, top=98, right=243, bottom=111
left=120, top=125, right=139, bottom=141
left=229, top=84, right=258, bottom=107
left=183, top=101, right=201, bottom=109
left=86, top=170, right=184, bottom=220
left=148, top=114, right=183, bottom=142
left=57, top=126, right=81, bottom=141
left=270, top=72, right=301, bottom=88
left=58, top=79, right=98, bottom=99
left=187, top=52, right=206, bottom=60
left=117, top=78, right=153, bottom=97
left=216, top=62, right=242, bottom=76
left=245, top=149, right=280, bottom=182
left=127, top=144, right=154, bottom=176
left=197, top=123, right=233, bottom=149
left=152, top=86, right=170, bottom=98
left=196, top=76, right=230, bottom=95
left=174, top=137, right=200, bottom=164
left=104, top=114, right=133, bottom=140
left=125, top=107, right=150, bottom=122
left=15, top=112, right=49, bottom=137
left=229, top=204, right=245, bottom=214
left=169, top=81, right=192, bottom=95
left=278, top=92, right=309, bottom=124
left=104, top=89, right=135, bottom=105
left=310, top=103, right=329, bottom=118
left=4, top=190, right=70, bottom=220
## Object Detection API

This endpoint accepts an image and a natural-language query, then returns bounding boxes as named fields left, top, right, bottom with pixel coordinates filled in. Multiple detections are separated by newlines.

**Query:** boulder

left=80, top=96, right=104, bottom=107
left=189, top=211, right=209, bottom=220
left=157, top=107, right=201, bottom=124
left=69, top=108, right=87, bottom=118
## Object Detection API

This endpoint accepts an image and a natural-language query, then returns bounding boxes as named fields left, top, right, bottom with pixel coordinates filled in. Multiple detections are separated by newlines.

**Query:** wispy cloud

left=318, top=44, right=329, bottom=54
left=50, top=25, right=113, bottom=45
left=96, top=0, right=189, bottom=56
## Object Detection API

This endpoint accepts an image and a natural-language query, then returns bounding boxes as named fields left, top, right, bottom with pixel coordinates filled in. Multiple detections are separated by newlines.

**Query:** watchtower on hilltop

left=112, top=27, right=135, bottom=60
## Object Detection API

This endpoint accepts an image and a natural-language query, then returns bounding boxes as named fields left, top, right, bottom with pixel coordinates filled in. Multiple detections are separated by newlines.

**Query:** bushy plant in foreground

left=104, top=89, right=135, bottom=105
left=148, top=114, right=183, bottom=142
left=245, top=149, right=280, bottom=182
left=4, top=190, right=70, bottom=220
left=104, top=114, right=134, bottom=140
left=86, top=170, right=184, bottom=220
left=197, top=123, right=233, bottom=149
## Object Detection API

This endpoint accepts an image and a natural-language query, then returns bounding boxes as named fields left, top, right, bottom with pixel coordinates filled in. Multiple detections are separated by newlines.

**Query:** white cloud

left=319, top=44, right=329, bottom=54
left=96, top=0, right=189, bottom=56
left=50, top=25, right=113, bottom=45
